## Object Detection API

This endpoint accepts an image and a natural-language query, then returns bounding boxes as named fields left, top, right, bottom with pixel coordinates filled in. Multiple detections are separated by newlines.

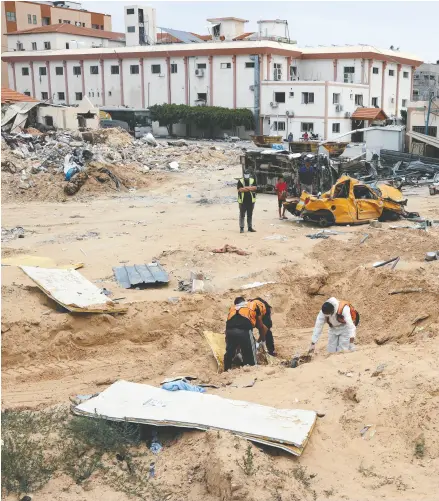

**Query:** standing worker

left=224, top=297, right=267, bottom=371
left=298, top=158, right=314, bottom=194
left=308, top=297, right=359, bottom=354
left=275, top=175, right=288, bottom=220
left=288, top=132, right=294, bottom=152
left=237, top=171, right=257, bottom=233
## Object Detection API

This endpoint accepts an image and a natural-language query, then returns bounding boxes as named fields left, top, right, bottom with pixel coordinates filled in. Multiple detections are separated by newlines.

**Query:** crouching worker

left=224, top=297, right=267, bottom=371
left=309, top=297, right=359, bottom=354
left=250, top=297, right=276, bottom=356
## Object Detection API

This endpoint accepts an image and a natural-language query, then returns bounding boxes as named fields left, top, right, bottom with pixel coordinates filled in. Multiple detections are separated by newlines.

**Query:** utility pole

left=425, top=91, right=433, bottom=135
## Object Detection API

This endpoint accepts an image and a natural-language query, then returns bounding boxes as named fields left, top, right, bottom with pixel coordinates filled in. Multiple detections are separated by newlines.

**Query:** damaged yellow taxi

left=284, top=175, right=418, bottom=227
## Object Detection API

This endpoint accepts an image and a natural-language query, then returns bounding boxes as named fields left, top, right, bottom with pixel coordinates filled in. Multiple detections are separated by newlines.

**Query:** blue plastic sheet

left=162, top=380, right=206, bottom=393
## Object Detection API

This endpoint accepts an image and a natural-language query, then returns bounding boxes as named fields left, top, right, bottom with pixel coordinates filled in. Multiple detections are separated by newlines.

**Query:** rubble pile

left=1, top=127, right=244, bottom=202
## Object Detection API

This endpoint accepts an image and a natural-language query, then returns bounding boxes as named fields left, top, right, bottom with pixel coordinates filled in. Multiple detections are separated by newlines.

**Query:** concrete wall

left=37, top=104, right=99, bottom=129
left=7, top=32, right=124, bottom=51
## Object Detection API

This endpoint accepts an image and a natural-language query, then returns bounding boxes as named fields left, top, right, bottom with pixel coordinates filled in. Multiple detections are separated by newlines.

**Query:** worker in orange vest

left=224, top=297, right=267, bottom=371
left=309, top=297, right=360, bottom=353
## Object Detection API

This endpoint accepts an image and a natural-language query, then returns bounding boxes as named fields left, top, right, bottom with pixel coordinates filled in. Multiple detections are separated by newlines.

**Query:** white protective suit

left=311, top=297, right=356, bottom=353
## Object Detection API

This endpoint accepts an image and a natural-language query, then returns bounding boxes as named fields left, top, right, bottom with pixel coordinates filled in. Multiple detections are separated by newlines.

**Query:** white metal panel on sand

left=74, top=380, right=317, bottom=455
left=20, top=266, right=127, bottom=313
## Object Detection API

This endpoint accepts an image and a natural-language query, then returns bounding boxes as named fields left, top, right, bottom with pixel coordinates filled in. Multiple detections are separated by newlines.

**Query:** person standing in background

left=288, top=132, right=294, bottom=152
left=237, top=171, right=257, bottom=233
left=299, top=159, right=314, bottom=194
left=275, top=175, right=288, bottom=220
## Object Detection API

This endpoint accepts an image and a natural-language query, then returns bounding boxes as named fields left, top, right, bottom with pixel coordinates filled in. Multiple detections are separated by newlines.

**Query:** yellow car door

left=353, top=185, right=383, bottom=221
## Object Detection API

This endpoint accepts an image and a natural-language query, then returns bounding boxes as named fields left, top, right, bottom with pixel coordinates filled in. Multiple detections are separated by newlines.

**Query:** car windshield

left=333, top=181, right=350, bottom=198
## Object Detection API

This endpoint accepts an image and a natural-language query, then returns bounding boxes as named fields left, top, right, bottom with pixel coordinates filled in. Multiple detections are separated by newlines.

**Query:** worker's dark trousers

left=239, top=202, right=255, bottom=230
left=265, top=329, right=275, bottom=355
left=289, top=143, right=294, bottom=152
left=224, top=328, right=257, bottom=371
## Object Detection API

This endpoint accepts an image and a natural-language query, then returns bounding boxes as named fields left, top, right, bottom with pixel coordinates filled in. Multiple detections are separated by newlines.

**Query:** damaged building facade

left=3, top=12, right=423, bottom=140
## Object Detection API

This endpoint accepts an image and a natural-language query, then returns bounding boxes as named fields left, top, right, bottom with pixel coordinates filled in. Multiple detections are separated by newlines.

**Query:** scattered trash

left=101, top=287, right=112, bottom=296
left=306, top=233, right=329, bottom=239
left=143, top=132, right=158, bottom=146
left=1, top=226, right=25, bottom=242
left=162, top=379, right=206, bottom=393
left=371, top=364, right=386, bottom=377
left=160, top=376, right=198, bottom=385
left=360, top=234, right=369, bottom=245
left=425, top=251, right=438, bottom=262
left=191, top=271, right=205, bottom=293
left=212, top=244, right=250, bottom=256
left=167, top=139, right=187, bottom=147
left=389, top=288, right=423, bottom=295
left=241, top=281, right=276, bottom=290
left=149, top=462, right=155, bottom=478
left=168, top=161, right=179, bottom=171
left=360, top=425, right=372, bottom=436
left=373, top=257, right=400, bottom=268
left=412, top=314, right=430, bottom=324
left=20, top=266, right=127, bottom=313
left=73, top=380, right=317, bottom=456
left=113, top=263, right=169, bottom=289
left=150, top=429, right=162, bottom=454
left=177, top=280, right=191, bottom=292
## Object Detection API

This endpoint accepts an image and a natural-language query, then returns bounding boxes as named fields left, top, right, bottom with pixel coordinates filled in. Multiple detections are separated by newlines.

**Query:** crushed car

left=283, top=175, right=419, bottom=227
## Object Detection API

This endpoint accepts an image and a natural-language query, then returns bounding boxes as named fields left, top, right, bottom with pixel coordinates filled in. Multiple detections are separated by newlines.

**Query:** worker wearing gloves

left=309, top=297, right=359, bottom=353
left=249, top=297, right=276, bottom=356
left=224, top=297, right=267, bottom=371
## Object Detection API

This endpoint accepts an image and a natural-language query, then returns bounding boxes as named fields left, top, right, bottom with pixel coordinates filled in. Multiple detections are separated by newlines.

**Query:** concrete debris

left=168, top=161, right=180, bottom=171
left=425, top=251, right=438, bottom=262
left=1, top=226, right=25, bottom=242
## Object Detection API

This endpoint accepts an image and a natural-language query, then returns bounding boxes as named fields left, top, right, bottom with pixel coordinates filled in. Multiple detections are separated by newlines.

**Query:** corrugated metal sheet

left=73, top=380, right=317, bottom=456
left=158, top=27, right=202, bottom=43
left=113, top=263, right=169, bottom=289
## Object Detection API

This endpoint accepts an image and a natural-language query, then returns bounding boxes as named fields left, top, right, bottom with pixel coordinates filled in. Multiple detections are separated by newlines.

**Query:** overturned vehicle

left=283, top=175, right=419, bottom=227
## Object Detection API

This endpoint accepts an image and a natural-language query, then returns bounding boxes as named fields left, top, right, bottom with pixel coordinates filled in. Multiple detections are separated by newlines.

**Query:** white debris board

left=20, top=266, right=127, bottom=313
left=74, top=380, right=317, bottom=455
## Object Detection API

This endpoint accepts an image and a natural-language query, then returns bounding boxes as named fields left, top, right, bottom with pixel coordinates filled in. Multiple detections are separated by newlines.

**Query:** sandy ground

left=2, top=159, right=439, bottom=501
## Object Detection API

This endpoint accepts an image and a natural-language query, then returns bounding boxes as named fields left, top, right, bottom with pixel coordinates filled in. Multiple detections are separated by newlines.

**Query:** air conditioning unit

left=344, top=74, right=354, bottom=83
left=335, top=104, right=343, bottom=112
left=249, top=85, right=255, bottom=91
left=270, top=102, right=279, bottom=108
left=273, top=69, right=282, bottom=81
left=195, top=69, right=205, bottom=77
left=285, top=110, right=295, bottom=117
left=344, top=112, right=351, bottom=118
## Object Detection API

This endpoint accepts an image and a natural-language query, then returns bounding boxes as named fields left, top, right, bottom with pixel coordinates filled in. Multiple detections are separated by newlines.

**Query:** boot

left=248, top=227, right=256, bottom=232
left=240, top=228, right=244, bottom=233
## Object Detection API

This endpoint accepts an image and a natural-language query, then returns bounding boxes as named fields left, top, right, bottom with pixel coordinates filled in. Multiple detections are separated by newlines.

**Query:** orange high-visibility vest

left=227, top=302, right=257, bottom=327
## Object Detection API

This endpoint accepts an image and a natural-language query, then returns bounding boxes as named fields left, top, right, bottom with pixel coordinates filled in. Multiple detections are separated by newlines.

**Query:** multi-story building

left=1, top=1, right=112, bottom=86
left=413, top=62, right=439, bottom=101
left=2, top=11, right=423, bottom=140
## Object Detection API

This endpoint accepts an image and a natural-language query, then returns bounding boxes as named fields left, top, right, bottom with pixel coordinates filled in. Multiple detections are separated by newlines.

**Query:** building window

left=73, top=66, right=81, bottom=75
left=127, top=26, right=135, bottom=33
left=344, top=66, right=355, bottom=73
left=332, top=123, right=340, bottom=133
left=39, top=67, right=47, bottom=76
left=111, top=65, right=120, bottom=75
left=58, top=92, right=65, bottom=100
left=127, top=8, right=135, bottom=14
left=59, top=19, right=62, bottom=23
left=171, top=63, right=177, bottom=73
left=6, top=12, right=16, bottom=21
left=302, top=92, right=314, bottom=104
left=289, top=92, right=294, bottom=98
left=32, top=42, right=37, bottom=50
left=372, top=67, right=379, bottom=74
left=355, top=94, right=363, bottom=106
left=274, top=92, right=285, bottom=103
left=389, top=69, right=395, bottom=76
left=130, top=65, right=139, bottom=74
left=403, top=71, right=409, bottom=78
left=333, top=93, right=340, bottom=104
left=197, top=93, right=207, bottom=101
left=402, top=99, right=407, bottom=107
left=28, top=14, right=32, bottom=24
left=33, top=15, right=37, bottom=24
left=75, top=92, right=83, bottom=100
left=66, top=43, right=69, bottom=49
left=17, top=42, right=23, bottom=50
left=108, top=91, right=112, bottom=96
left=24, top=91, right=31, bottom=96
left=273, top=121, right=285, bottom=132
left=290, top=66, right=298, bottom=79
left=22, top=67, right=30, bottom=76
left=41, top=92, right=48, bottom=100
left=197, top=63, right=207, bottom=69
left=343, top=66, right=355, bottom=83
left=221, top=63, right=231, bottom=69
left=90, top=66, right=99, bottom=75
left=44, top=42, right=51, bottom=50
left=55, top=66, right=63, bottom=75
left=42, top=17, right=50, bottom=25
left=273, top=63, right=282, bottom=80
left=151, top=64, right=161, bottom=74
left=372, top=97, right=378, bottom=107
left=413, top=126, right=437, bottom=137
left=245, top=62, right=255, bottom=68
left=45, top=116, right=53, bottom=126
left=100, top=25, right=104, bottom=30
left=301, top=122, right=314, bottom=132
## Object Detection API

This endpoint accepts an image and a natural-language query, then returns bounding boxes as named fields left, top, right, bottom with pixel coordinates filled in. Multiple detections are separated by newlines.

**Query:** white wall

left=236, top=55, right=255, bottom=110
left=7, top=33, right=123, bottom=52
left=369, top=60, right=383, bottom=107
left=37, top=104, right=99, bottom=129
